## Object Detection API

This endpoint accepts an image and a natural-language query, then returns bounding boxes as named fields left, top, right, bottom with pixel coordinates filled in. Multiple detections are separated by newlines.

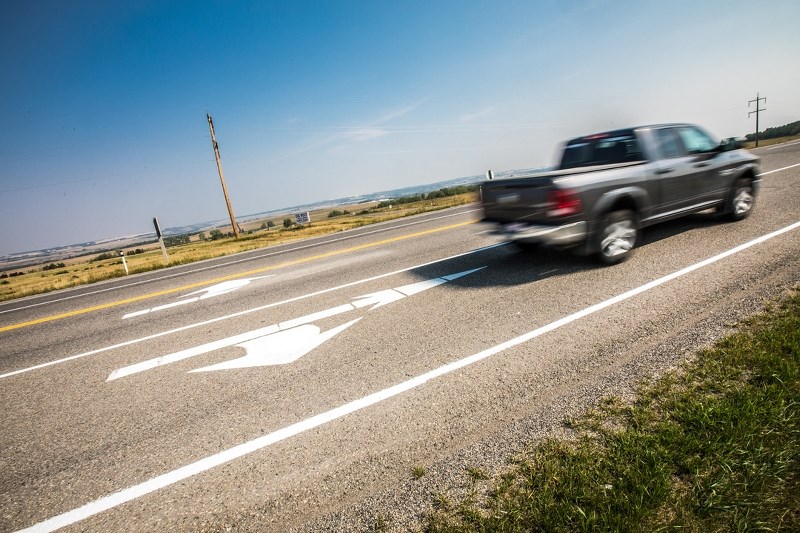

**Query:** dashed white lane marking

left=17, top=220, right=800, bottom=533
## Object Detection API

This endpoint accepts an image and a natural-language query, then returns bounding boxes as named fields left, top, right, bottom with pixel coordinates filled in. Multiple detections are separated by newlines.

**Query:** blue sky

left=2, top=0, right=799, bottom=255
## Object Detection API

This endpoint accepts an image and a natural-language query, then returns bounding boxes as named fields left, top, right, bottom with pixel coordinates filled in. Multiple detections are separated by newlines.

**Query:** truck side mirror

left=721, top=138, right=742, bottom=151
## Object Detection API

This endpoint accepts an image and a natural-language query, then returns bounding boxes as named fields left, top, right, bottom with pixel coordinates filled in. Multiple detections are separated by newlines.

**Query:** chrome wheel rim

left=733, top=187, right=754, bottom=216
left=600, top=220, right=636, bottom=258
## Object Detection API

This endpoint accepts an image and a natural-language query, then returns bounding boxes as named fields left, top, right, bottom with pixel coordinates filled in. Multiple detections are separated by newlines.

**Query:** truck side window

left=676, top=126, right=717, bottom=154
left=653, top=128, right=684, bottom=159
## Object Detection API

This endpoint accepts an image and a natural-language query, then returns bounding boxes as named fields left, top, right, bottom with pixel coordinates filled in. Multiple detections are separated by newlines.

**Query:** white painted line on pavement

left=766, top=139, right=800, bottom=150
left=17, top=220, right=800, bottom=533
left=107, top=269, right=483, bottom=380
left=0, top=243, right=505, bottom=380
left=759, top=162, right=800, bottom=175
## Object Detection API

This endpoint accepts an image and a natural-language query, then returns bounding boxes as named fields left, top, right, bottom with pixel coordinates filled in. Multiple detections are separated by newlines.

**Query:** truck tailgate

left=481, top=177, right=553, bottom=223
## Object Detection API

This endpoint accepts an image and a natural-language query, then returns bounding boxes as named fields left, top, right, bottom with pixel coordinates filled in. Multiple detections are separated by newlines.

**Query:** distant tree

left=283, top=218, right=293, bottom=228
left=746, top=120, right=800, bottom=141
left=267, top=220, right=275, bottom=229
left=163, top=234, right=190, bottom=247
left=260, top=222, right=268, bottom=230
left=209, top=229, right=225, bottom=240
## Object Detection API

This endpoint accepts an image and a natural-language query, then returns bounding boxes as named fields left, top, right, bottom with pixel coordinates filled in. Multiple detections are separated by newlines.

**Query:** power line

left=748, top=92, right=767, bottom=147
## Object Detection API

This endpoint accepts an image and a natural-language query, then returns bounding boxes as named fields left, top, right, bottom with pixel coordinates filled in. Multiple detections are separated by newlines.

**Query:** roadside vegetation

left=744, top=120, right=800, bottom=147
left=0, top=189, right=477, bottom=302
left=423, top=287, right=799, bottom=532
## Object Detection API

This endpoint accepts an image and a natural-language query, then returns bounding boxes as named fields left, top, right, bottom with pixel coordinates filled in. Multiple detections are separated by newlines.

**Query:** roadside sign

left=294, top=211, right=310, bottom=224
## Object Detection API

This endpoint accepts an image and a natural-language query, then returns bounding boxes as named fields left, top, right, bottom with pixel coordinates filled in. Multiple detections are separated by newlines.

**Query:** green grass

left=425, top=287, right=800, bottom=532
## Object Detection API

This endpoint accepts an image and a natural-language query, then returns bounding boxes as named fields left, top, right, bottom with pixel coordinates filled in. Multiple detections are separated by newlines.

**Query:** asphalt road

left=2, top=143, right=799, bottom=532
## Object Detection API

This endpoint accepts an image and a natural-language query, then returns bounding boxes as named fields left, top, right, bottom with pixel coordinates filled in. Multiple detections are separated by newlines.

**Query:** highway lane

left=1, top=144, right=799, bottom=532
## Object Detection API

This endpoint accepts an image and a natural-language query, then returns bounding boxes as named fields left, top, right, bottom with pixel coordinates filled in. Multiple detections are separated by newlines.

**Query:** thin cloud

left=342, top=127, right=390, bottom=142
left=459, top=106, right=496, bottom=123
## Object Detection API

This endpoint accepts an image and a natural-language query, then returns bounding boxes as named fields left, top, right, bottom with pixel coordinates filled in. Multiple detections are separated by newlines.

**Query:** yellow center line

left=0, top=220, right=476, bottom=333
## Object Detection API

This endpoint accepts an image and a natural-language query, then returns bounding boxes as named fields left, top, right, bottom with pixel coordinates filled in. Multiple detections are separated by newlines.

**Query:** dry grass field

left=0, top=192, right=477, bottom=303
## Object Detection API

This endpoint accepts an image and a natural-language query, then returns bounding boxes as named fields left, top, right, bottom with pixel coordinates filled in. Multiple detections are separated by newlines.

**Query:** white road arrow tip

left=189, top=318, right=362, bottom=372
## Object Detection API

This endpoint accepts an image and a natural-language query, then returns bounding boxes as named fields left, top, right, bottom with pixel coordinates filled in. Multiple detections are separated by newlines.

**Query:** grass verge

left=425, top=287, right=800, bottom=532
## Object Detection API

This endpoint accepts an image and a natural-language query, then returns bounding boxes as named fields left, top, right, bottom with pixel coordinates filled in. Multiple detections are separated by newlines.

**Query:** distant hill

left=746, top=120, right=800, bottom=142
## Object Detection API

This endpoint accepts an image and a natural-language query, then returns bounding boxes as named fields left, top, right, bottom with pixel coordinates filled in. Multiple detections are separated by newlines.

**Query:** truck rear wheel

left=597, top=210, right=637, bottom=265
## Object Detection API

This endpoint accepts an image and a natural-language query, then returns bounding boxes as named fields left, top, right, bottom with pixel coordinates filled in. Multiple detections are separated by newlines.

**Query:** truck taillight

left=548, top=189, right=582, bottom=217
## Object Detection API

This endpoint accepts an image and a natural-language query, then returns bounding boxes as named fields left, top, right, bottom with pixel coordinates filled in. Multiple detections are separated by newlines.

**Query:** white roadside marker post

left=119, top=251, right=129, bottom=275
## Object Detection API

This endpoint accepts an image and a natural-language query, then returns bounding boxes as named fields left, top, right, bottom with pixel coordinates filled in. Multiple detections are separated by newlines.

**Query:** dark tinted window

left=653, top=128, right=684, bottom=158
left=559, top=130, right=644, bottom=169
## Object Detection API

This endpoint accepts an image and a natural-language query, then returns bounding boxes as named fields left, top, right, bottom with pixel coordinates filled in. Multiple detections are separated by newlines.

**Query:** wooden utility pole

left=207, top=113, right=239, bottom=238
left=748, top=93, right=767, bottom=147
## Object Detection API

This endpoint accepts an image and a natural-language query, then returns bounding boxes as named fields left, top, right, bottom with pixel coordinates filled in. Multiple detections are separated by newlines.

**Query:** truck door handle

left=655, top=168, right=674, bottom=175
left=694, top=162, right=710, bottom=168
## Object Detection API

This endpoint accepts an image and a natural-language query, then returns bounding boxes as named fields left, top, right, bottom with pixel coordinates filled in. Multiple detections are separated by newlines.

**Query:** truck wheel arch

left=590, top=187, right=647, bottom=222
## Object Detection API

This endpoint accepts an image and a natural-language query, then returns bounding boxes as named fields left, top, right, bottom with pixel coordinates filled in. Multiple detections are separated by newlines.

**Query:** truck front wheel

left=597, top=210, right=638, bottom=265
left=722, top=178, right=755, bottom=221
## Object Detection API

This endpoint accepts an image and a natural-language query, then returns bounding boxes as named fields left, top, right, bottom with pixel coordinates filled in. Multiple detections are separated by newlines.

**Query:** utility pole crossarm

left=748, top=93, right=767, bottom=148
left=207, top=113, right=239, bottom=238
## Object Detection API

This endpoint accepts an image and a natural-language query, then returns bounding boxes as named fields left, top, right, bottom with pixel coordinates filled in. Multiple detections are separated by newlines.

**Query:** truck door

left=674, top=125, right=730, bottom=205
left=651, top=127, right=697, bottom=216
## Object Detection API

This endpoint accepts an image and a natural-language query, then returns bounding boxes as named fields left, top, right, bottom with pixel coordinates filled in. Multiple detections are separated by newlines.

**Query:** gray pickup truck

left=480, top=123, right=761, bottom=264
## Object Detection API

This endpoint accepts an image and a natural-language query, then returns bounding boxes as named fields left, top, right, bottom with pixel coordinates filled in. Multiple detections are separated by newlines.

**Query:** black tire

left=722, top=178, right=755, bottom=221
left=596, top=210, right=638, bottom=265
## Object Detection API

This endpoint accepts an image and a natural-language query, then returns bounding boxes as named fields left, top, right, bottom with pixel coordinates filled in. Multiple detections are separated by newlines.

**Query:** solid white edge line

left=17, top=220, right=800, bottom=533
left=766, top=140, right=800, bottom=150
left=0, top=243, right=507, bottom=380
left=758, top=162, right=800, bottom=175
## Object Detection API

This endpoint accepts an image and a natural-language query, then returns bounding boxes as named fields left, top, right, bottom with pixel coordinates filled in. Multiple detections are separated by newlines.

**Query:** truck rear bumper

left=487, top=220, right=587, bottom=246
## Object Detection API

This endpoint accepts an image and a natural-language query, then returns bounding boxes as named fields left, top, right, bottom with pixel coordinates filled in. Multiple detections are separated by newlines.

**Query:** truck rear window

left=558, top=130, right=644, bottom=169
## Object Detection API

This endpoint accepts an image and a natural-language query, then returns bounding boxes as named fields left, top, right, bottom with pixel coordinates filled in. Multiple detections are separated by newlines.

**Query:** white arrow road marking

left=190, top=319, right=362, bottom=371
left=123, top=276, right=273, bottom=319
left=106, top=268, right=483, bottom=381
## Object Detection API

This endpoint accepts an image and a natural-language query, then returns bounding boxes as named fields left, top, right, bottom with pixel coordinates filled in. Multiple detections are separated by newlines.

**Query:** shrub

left=92, top=252, right=117, bottom=262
